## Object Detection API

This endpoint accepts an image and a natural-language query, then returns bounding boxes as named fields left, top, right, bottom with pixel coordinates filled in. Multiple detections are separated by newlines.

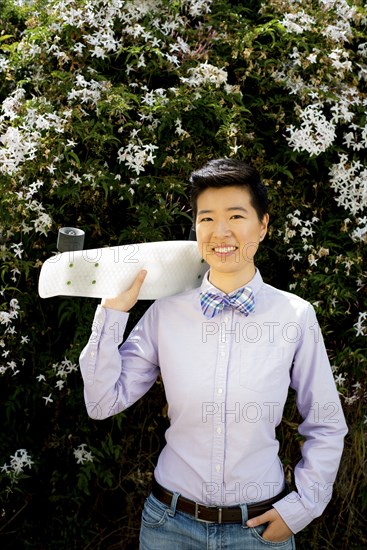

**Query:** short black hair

left=189, top=158, right=268, bottom=222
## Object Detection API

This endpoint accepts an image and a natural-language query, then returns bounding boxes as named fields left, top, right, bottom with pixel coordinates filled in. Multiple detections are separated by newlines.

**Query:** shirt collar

left=200, top=268, right=263, bottom=298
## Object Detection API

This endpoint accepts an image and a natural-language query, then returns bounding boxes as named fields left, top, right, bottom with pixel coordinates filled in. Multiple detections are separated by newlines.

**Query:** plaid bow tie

left=200, top=287, right=255, bottom=319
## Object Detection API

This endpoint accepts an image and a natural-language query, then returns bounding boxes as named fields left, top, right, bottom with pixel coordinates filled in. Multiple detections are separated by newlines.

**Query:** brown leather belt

left=152, top=479, right=288, bottom=524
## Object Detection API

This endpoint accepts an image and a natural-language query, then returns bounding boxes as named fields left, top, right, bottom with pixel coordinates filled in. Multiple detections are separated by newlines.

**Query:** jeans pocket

left=141, top=493, right=168, bottom=529
left=250, top=524, right=294, bottom=547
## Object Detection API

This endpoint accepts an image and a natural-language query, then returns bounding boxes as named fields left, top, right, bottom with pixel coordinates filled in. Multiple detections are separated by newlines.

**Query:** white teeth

left=214, top=246, right=236, bottom=253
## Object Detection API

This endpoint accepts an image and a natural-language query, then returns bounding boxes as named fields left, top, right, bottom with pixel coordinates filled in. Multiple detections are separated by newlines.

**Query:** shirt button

left=217, top=388, right=223, bottom=394
left=90, top=351, right=96, bottom=357
left=216, top=427, right=222, bottom=434
left=223, top=317, right=229, bottom=323
left=215, top=464, right=221, bottom=472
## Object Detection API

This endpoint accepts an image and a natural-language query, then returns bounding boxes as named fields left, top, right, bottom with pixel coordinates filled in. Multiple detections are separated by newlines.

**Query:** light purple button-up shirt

left=79, top=269, right=347, bottom=534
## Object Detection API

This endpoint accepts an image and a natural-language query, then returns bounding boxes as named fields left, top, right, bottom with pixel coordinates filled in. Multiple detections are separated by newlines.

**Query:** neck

left=208, top=266, right=256, bottom=294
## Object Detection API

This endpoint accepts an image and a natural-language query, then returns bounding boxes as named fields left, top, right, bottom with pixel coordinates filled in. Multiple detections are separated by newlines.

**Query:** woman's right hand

left=101, top=269, right=147, bottom=312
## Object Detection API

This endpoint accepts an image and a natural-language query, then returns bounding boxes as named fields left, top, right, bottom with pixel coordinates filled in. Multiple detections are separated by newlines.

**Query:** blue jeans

left=139, top=492, right=296, bottom=549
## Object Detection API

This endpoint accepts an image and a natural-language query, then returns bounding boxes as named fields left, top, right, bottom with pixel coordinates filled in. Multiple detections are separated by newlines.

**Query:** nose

left=212, top=219, right=232, bottom=239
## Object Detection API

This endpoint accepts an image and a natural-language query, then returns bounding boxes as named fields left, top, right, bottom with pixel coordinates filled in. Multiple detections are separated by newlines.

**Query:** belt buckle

left=194, top=503, right=223, bottom=524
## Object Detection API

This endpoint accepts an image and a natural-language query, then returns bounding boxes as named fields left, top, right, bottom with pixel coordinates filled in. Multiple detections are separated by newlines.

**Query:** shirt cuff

left=98, top=304, right=129, bottom=336
left=272, top=491, right=314, bottom=534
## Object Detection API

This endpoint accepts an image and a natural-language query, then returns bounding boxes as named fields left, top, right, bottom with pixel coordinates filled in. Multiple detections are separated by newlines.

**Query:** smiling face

left=195, top=185, right=269, bottom=293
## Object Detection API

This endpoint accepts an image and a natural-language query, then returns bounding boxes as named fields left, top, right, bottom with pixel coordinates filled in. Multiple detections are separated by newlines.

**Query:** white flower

left=334, top=373, right=346, bottom=386
left=184, top=0, right=213, bottom=17
left=65, top=139, right=77, bottom=148
left=229, top=144, right=242, bottom=155
left=307, top=54, right=318, bottom=64
left=91, top=46, right=107, bottom=59
left=329, top=155, right=367, bottom=215
left=0, top=299, right=20, bottom=325
left=0, top=126, right=40, bottom=176
left=180, top=63, right=228, bottom=88
left=73, top=42, right=85, bottom=55
left=0, top=55, right=9, bottom=73
left=10, top=299, right=20, bottom=311
left=7, top=360, right=17, bottom=372
left=2, top=449, right=34, bottom=479
left=1, top=88, right=25, bottom=120
left=175, top=119, right=190, bottom=138
left=280, top=11, right=315, bottom=34
left=117, top=143, right=159, bottom=174
left=42, top=394, right=53, bottom=405
left=11, top=268, right=20, bottom=282
left=165, top=53, right=179, bottom=66
left=137, top=54, right=146, bottom=68
left=328, top=49, right=352, bottom=73
left=10, top=242, right=24, bottom=259
left=308, top=254, right=318, bottom=266
left=300, top=226, right=315, bottom=237
left=55, top=380, right=65, bottom=390
left=34, top=212, right=53, bottom=236
left=286, top=103, right=336, bottom=156
left=354, top=312, right=367, bottom=337
left=0, top=314, right=10, bottom=330
left=52, top=357, right=78, bottom=378
left=73, top=443, right=94, bottom=464
left=67, top=76, right=110, bottom=107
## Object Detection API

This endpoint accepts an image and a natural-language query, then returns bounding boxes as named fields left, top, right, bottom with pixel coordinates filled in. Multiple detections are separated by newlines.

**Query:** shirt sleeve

left=79, top=304, right=160, bottom=420
left=273, top=304, right=348, bottom=533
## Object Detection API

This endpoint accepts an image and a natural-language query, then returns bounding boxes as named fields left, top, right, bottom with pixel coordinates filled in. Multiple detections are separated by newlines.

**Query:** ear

left=259, top=213, right=269, bottom=241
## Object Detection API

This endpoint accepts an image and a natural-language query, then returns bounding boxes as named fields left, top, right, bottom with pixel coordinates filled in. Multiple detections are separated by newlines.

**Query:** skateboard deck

left=38, top=241, right=208, bottom=300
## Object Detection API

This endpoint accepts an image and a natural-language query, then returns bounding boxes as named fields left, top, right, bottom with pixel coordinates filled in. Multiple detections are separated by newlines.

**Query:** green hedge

left=0, top=0, right=366, bottom=548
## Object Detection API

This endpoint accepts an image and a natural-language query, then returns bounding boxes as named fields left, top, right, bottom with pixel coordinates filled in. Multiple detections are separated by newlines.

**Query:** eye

left=198, top=217, right=213, bottom=222
left=230, top=214, right=245, bottom=219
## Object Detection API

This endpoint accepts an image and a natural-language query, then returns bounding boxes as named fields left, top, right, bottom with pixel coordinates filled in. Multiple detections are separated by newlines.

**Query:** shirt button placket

left=211, top=310, right=232, bottom=503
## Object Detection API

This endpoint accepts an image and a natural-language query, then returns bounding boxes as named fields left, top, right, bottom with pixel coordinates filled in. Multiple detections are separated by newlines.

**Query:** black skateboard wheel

left=57, top=227, right=85, bottom=252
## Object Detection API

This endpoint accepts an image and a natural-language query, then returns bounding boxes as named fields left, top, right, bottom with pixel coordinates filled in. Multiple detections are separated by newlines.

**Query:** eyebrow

left=197, top=206, right=249, bottom=215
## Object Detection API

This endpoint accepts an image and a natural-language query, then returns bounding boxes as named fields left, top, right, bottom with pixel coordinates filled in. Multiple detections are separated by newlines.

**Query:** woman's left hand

left=246, top=508, right=293, bottom=542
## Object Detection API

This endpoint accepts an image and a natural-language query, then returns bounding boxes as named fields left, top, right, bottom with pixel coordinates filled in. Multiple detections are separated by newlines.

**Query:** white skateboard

left=38, top=241, right=208, bottom=300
